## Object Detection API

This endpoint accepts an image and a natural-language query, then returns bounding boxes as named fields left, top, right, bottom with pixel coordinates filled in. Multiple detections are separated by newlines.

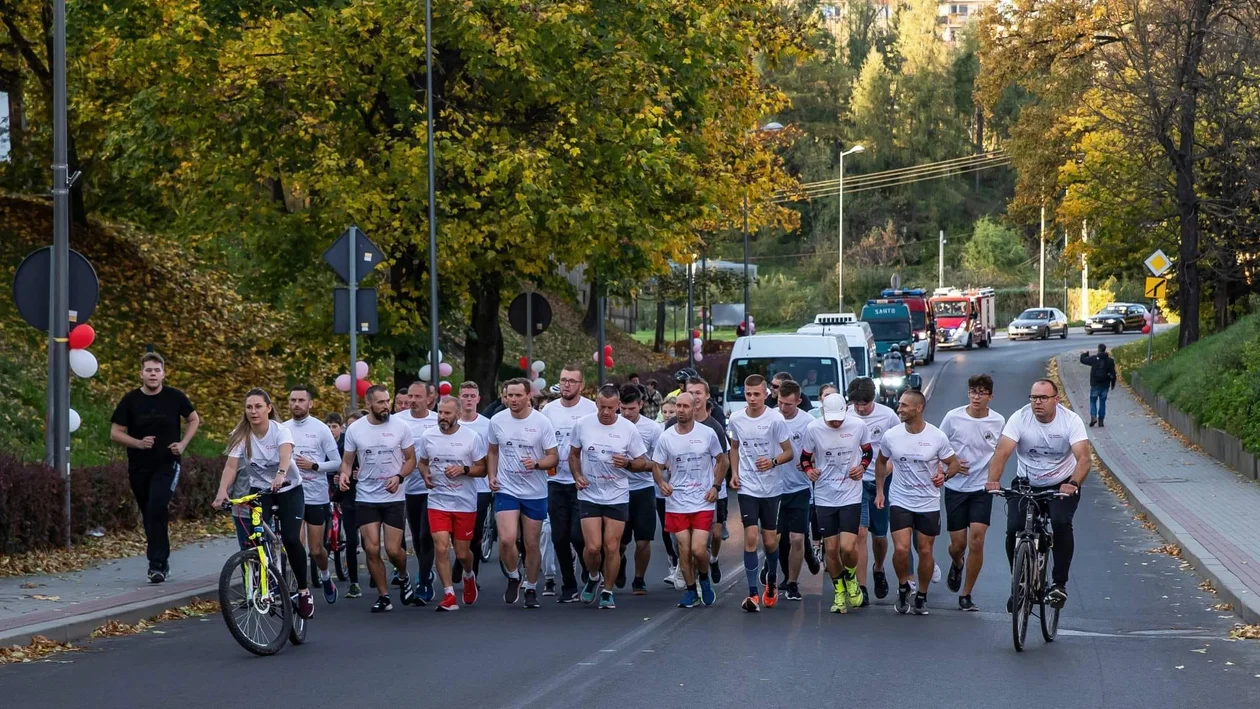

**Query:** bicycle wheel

left=1039, top=552, right=1060, bottom=642
left=1011, top=542, right=1034, bottom=652
left=332, top=522, right=348, bottom=582
left=218, top=549, right=291, bottom=656
left=480, top=512, right=496, bottom=563
left=282, top=556, right=308, bottom=646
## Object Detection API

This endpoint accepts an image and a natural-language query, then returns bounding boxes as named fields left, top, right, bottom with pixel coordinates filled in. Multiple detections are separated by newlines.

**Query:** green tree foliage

left=962, top=217, right=1029, bottom=276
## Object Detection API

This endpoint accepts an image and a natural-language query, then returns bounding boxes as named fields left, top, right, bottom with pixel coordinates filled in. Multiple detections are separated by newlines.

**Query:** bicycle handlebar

left=988, top=487, right=1068, bottom=499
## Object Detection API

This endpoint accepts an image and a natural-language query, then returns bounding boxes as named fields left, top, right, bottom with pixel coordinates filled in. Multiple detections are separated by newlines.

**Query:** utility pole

left=1039, top=204, right=1046, bottom=308
left=49, top=0, right=72, bottom=548
left=938, top=230, right=945, bottom=289
left=425, top=0, right=441, bottom=393
left=1080, top=220, right=1089, bottom=321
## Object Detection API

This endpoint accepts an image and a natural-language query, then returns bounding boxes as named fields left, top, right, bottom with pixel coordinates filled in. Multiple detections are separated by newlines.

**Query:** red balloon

left=355, top=379, right=371, bottom=397
left=1141, top=324, right=1151, bottom=334
left=603, top=344, right=613, bottom=356
left=691, top=329, right=700, bottom=339
left=68, top=324, right=95, bottom=350
left=518, top=356, right=529, bottom=370
left=604, top=356, right=614, bottom=368
left=439, top=382, right=452, bottom=396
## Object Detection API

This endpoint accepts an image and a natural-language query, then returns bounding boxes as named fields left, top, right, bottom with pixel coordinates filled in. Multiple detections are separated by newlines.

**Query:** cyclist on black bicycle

left=986, top=379, right=1091, bottom=610
left=212, top=388, right=316, bottom=620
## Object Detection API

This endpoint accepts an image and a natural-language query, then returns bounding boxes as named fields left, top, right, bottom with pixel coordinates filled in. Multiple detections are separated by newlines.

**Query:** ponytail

left=224, top=388, right=278, bottom=460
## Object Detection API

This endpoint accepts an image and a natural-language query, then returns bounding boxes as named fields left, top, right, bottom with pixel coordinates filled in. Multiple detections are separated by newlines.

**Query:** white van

left=721, top=335, right=859, bottom=416
left=796, top=314, right=877, bottom=378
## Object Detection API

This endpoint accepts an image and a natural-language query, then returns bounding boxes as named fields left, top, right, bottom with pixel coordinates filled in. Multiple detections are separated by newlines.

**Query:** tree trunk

left=581, top=280, right=600, bottom=336
left=465, top=271, right=504, bottom=402
left=653, top=298, right=666, bottom=353
left=1213, top=272, right=1229, bottom=333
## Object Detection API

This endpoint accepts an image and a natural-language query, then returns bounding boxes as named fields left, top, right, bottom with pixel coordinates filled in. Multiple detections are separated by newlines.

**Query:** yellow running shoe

left=831, top=580, right=849, bottom=614
left=846, top=575, right=864, bottom=607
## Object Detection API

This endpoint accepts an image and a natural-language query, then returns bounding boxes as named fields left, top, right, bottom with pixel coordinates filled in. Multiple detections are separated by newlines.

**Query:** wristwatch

left=463, top=465, right=470, bottom=476
left=394, top=474, right=404, bottom=485
left=711, top=484, right=722, bottom=490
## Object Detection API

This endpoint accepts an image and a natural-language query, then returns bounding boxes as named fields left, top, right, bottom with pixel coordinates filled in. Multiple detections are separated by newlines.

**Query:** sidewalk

left=1057, top=353, right=1260, bottom=624
left=0, top=535, right=237, bottom=647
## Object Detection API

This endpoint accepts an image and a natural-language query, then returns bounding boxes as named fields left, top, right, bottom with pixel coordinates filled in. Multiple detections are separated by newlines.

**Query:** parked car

left=1085, top=303, right=1148, bottom=334
left=1007, top=308, right=1069, bottom=340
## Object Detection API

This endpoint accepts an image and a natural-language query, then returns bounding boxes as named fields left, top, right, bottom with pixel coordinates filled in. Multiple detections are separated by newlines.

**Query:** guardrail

left=1131, top=372, right=1259, bottom=481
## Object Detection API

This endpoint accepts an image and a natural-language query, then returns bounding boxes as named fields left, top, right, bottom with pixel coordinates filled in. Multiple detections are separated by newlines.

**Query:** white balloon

left=355, top=360, right=369, bottom=379
left=693, top=337, right=703, bottom=348
left=419, top=364, right=432, bottom=380
left=68, top=408, right=81, bottom=433
left=534, top=378, right=546, bottom=391
left=592, top=352, right=600, bottom=363
left=530, top=360, right=546, bottom=374
left=694, top=352, right=704, bottom=362
left=69, top=349, right=98, bottom=378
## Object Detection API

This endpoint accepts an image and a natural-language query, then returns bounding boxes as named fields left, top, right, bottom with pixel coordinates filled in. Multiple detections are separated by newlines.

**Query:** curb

left=1055, top=354, right=1260, bottom=625
left=0, top=580, right=218, bottom=648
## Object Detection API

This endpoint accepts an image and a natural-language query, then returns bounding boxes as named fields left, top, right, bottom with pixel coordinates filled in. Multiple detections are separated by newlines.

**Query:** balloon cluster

left=518, top=357, right=548, bottom=393
left=335, top=361, right=373, bottom=398
left=591, top=344, right=614, bottom=369
left=67, top=324, right=98, bottom=433
left=690, top=329, right=704, bottom=363
left=419, top=350, right=452, bottom=396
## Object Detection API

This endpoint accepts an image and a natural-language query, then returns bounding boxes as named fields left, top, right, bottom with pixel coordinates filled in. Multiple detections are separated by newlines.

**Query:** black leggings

left=236, top=486, right=309, bottom=591
left=548, top=482, right=586, bottom=589
left=1005, top=484, right=1081, bottom=587
left=654, top=497, right=678, bottom=566
left=406, top=494, right=435, bottom=584
left=340, top=499, right=360, bottom=584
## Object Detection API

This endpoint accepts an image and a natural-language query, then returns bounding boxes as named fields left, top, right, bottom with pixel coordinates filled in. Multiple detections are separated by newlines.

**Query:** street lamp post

left=425, top=0, right=440, bottom=392
left=837, top=144, right=864, bottom=311
left=742, top=122, right=784, bottom=336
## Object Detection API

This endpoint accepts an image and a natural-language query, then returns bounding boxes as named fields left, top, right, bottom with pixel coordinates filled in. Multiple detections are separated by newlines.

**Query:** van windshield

left=727, top=357, right=838, bottom=404
left=867, top=320, right=912, bottom=342
left=848, top=347, right=868, bottom=376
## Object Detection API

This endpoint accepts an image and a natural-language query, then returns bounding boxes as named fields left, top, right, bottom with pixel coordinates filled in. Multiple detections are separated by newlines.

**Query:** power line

left=802, top=155, right=1012, bottom=195
left=774, top=158, right=1012, bottom=203
left=784, top=151, right=1008, bottom=193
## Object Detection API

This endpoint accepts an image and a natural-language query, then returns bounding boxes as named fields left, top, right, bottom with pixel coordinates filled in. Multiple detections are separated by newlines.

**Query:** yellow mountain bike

left=218, top=492, right=308, bottom=655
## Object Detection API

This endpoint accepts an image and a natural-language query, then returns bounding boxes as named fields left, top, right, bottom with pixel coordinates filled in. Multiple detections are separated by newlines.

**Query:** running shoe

left=845, top=575, right=863, bottom=607
left=762, top=582, right=778, bottom=609
left=147, top=569, right=166, bottom=584
left=558, top=587, right=580, bottom=603
left=321, top=576, right=338, bottom=604
left=462, top=575, right=479, bottom=605
left=297, top=592, right=315, bottom=619
left=391, top=570, right=403, bottom=587
left=419, top=570, right=435, bottom=603
left=805, top=547, right=821, bottom=576
left=678, top=589, right=701, bottom=608
left=599, top=591, right=616, bottom=609
left=616, top=557, right=627, bottom=589
left=912, top=593, right=929, bottom=615
left=831, top=581, right=848, bottom=614
left=581, top=576, right=601, bottom=604
left=663, top=566, right=679, bottom=586
left=932, top=563, right=942, bottom=584
left=1006, top=595, right=1014, bottom=614
left=873, top=570, right=889, bottom=599
left=710, top=559, right=722, bottom=584
left=672, top=570, right=687, bottom=591
left=504, top=576, right=521, bottom=605
left=784, top=582, right=803, bottom=601
left=895, top=584, right=910, bottom=614
left=859, top=585, right=870, bottom=608
left=371, top=595, right=393, bottom=613
left=437, top=592, right=459, bottom=612
left=543, top=578, right=557, bottom=597
left=741, top=595, right=761, bottom=613
left=721, top=523, right=730, bottom=541
left=699, top=578, right=716, bottom=606
left=523, top=588, right=540, bottom=609
left=947, top=561, right=963, bottom=593
left=958, top=595, right=978, bottom=612
left=1047, top=584, right=1068, bottom=609
left=400, top=575, right=420, bottom=606
left=632, top=579, right=648, bottom=596
left=346, top=583, right=363, bottom=599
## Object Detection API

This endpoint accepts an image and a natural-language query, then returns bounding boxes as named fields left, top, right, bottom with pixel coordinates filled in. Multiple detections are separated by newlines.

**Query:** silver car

left=1007, top=308, right=1069, bottom=340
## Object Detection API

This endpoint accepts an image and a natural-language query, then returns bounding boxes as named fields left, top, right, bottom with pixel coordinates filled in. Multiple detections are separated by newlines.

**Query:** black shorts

left=778, top=489, right=810, bottom=535
left=889, top=506, right=941, bottom=536
left=621, top=487, right=657, bottom=543
left=715, top=497, right=729, bottom=524
left=579, top=500, right=629, bottom=522
left=357, top=501, right=406, bottom=530
left=815, top=504, right=862, bottom=537
left=944, top=488, right=994, bottom=532
left=738, top=494, right=780, bottom=532
left=303, top=503, right=328, bottom=526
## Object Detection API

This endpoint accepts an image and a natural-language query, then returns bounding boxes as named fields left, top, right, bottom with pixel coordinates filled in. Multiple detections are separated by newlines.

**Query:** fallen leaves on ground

left=1149, top=544, right=1183, bottom=558
left=1229, top=624, right=1260, bottom=640
left=0, top=636, right=81, bottom=665
left=90, top=599, right=220, bottom=640
left=27, top=594, right=61, bottom=601
left=1199, top=579, right=1218, bottom=595
left=0, top=516, right=233, bottom=578
left=1212, top=602, right=1235, bottom=612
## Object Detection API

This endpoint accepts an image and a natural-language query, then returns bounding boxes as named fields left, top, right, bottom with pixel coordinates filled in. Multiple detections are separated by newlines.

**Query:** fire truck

left=929, top=287, right=996, bottom=350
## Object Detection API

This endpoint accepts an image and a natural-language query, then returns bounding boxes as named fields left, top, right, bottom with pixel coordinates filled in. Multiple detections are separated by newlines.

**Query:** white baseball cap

left=822, top=393, right=847, bottom=423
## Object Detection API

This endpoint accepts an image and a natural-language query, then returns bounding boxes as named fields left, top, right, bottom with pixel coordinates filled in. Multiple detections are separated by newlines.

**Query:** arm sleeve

left=110, top=393, right=131, bottom=427
left=317, top=427, right=342, bottom=473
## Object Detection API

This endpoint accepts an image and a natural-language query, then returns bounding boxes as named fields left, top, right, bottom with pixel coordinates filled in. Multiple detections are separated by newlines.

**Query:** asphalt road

left=5, top=330, right=1260, bottom=709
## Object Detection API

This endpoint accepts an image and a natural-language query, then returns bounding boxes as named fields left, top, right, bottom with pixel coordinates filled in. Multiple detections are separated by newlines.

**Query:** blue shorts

left=494, top=493, right=548, bottom=521
left=861, top=477, right=893, bottom=536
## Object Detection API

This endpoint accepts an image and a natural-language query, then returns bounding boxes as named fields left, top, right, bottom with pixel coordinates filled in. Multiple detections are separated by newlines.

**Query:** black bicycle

left=991, top=484, right=1066, bottom=651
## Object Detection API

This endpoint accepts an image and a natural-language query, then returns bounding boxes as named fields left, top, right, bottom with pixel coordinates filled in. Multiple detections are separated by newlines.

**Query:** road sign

left=12, top=247, right=99, bottom=331
left=1144, top=249, right=1171, bottom=277
left=1144, top=276, right=1167, bottom=299
left=508, top=293, right=552, bottom=337
left=333, top=288, right=379, bottom=334
left=322, top=226, right=384, bottom=284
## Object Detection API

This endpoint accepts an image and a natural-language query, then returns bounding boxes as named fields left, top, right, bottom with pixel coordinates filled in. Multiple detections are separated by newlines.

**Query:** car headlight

left=882, top=376, right=905, bottom=387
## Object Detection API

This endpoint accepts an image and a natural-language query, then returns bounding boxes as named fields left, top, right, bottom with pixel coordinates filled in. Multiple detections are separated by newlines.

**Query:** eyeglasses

left=1028, top=394, right=1055, bottom=402
left=559, top=377, right=582, bottom=385
left=968, top=389, right=992, bottom=398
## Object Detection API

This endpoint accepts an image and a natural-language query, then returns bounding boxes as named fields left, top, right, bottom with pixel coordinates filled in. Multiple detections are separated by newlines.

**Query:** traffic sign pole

left=50, top=0, right=72, bottom=549
left=1147, top=297, right=1155, bottom=364
left=526, top=284, right=533, bottom=372
left=349, top=228, right=358, bottom=411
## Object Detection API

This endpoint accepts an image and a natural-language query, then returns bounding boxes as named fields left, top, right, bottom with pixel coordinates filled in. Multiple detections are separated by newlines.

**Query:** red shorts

left=427, top=509, right=476, bottom=541
left=664, top=510, right=715, bottom=534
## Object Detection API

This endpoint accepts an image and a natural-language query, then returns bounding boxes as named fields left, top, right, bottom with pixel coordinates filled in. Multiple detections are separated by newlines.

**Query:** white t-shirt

left=1001, top=405, right=1088, bottom=487
left=776, top=410, right=815, bottom=495
left=396, top=409, right=441, bottom=495
left=488, top=409, right=558, bottom=501
left=343, top=416, right=415, bottom=504
left=728, top=407, right=790, bottom=499
left=570, top=414, right=648, bottom=505
left=802, top=417, right=871, bottom=508
left=230, top=420, right=302, bottom=493
left=651, top=423, right=724, bottom=514
left=625, top=415, right=663, bottom=491
left=879, top=423, right=956, bottom=513
left=940, top=406, right=1007, bottom=493
left=542, top=397, right=597, bottom=485
left=282, top=416, right=341, bottom=505
left=851, top=402, right=901, bottom=482
left=459, top=414, right=492, bottom=493
left=418, top=424, right=489, bottom=513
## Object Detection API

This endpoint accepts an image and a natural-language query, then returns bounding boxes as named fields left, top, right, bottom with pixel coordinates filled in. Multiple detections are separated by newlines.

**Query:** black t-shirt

left=110, top=387, right=195, bottom=468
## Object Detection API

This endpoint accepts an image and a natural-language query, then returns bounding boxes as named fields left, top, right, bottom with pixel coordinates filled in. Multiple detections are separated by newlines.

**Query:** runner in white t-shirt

left=938, top=374, right=1006, bottom=611
left=618, top=384, right=664, bottom=596
left=337, top=385, right=418, bottom=613
left=652, top=393, right=727, bottom=608
left=570, top=385, right=648, bottom=609
left=987, top=378, right=1091, bottom=610
left=541, top=366, right=597, bottom=602
left=846, top=377, right=902, bottom=603
left=212, top=388, right=315, bottom=620
left=456, top=381, right=492, bottom=580
left=417, top=398, right=489, bottom=611
left=800, top=393, right=872, bottom=614
left=487, top=378, right=559, bottom=609
left=396, top=381, right=441, bottom=603
left=728, top=375, right=794, bottom=612
left=875, top=390, right=960, bottom=616
left=771, top=380, right=821, bottom=601
left=283, top=386, right=342, bottom=605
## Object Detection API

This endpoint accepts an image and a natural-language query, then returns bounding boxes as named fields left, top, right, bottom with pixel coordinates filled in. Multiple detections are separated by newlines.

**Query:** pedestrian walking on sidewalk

left=1079, top=344, right=1117, bottom=427
left=109, top=353, right=200, bottom=584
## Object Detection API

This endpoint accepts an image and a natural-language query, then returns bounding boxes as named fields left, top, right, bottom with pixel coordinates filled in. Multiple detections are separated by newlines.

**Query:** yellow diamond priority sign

left=1145, top=249, right=1171, bottom=277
